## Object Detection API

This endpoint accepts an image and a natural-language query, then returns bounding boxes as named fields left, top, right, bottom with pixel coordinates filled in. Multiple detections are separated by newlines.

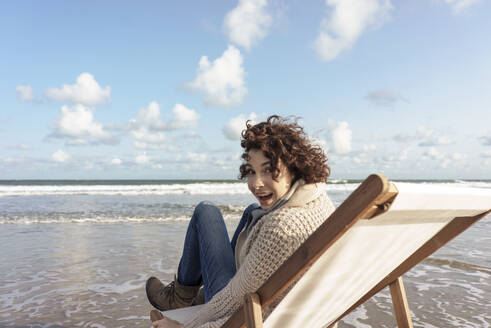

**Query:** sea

left=0, top=179, right=490, bottom=328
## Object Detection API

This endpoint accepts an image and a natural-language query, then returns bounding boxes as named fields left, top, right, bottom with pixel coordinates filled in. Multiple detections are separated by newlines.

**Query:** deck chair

left=154, top=174, right=491, bottom=328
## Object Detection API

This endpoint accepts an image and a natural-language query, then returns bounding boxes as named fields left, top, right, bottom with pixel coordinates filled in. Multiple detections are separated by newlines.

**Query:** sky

left=1, top=0, right=491, bottom=180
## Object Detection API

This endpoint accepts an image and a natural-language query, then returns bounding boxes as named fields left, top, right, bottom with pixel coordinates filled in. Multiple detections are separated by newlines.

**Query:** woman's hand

left=152, top=316, right=183, bottom=328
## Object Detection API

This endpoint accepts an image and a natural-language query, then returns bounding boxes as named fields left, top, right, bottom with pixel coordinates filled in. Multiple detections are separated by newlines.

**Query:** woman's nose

left=252, top=174, right=264, bottom=189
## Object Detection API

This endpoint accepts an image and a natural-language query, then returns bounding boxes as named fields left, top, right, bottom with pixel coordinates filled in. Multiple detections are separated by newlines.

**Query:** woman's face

left=245, top=149, right=294, bottom=210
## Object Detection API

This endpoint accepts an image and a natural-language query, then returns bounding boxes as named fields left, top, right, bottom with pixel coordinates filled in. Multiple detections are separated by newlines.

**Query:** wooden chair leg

left=389, top=277, right=413, bottom=328
left=244, top=293, right=263, bottom=328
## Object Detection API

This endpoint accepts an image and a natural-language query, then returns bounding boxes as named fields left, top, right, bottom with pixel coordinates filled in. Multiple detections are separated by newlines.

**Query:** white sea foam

left=118, top=315, right=147, bottom=321
left=454, top=180, right=491, bottom=189
left=41, top=322, right=66, bottom=328
left=85, top=274, right=147, bottom=294
left=406, top=267, right=428, bottom=278
left=393, top=182, right=491, bottom=196
left=150, top=259, right=177, bottom=275
left=0, top=183, right=250, bottom=197
left=64, top=304, right=82, bottom=318
left=85, top=323, right=106, bottom=328
left=340, top=304, right=372, bottom=328
left=414, top=281, right=451, bottom=292
left=0, top=213, right=242, bottom=225
left=1, top=180, right=489, bottom=197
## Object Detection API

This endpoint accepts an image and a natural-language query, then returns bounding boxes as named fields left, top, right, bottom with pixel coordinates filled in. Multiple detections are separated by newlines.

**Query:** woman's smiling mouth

left=257, top=193, right=273, bottom=205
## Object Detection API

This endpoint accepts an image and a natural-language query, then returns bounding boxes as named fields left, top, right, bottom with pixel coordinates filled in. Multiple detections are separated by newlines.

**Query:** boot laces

left=164, top=280, right=176, bottom=295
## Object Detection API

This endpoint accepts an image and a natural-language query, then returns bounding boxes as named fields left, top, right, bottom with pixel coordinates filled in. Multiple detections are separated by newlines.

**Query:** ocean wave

left=0, top=183, right=250, bottom=197
left=0, top=213, right=242, bottom=225
left=1, top=180, right=490, bottom=197
left=325, top=183, right=359, bottom=192
left=393, top=179, right=491, bottom=189
left=423, top=257, right=491, bottom=275
left=452, top=180, right=491, bottom=189
left=217, top=204, right=248, bottom=214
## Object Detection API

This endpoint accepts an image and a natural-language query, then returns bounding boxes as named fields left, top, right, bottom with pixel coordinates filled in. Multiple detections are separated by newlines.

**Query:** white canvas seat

left=158, top=175, right=491, bottom=328
left=263, top=183, right=491, bottom=328
left=163, top=305, right=205, bottom=323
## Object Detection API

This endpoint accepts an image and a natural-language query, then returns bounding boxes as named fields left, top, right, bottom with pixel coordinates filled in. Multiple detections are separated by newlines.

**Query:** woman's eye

left=264, top=167, right=272, bottom=174
left=246, top=169, right=255, bottom=175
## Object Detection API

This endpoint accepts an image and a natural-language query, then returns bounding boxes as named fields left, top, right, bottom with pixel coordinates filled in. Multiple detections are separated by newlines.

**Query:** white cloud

left=399, top=149, right=408, bottom=161
left=329, top=120, right=352, bottom=154
left=131, top=128, right=166, bottom=144
left=451, top=152, right=465, bottom=161
left=169, top=104, right=200, bottom=129
left=423, top=147, right=442, bottom=160
left=349, top=148, right=406, bottom=170
left=365, top=88, right=407, bottom=107
left=363, top=144, right=377, bottom=152
left=422, top=135, right=452, bottom=146
left=185, top=152, right=207, bottom=163
left=417, top=127, right=453, bottom=147
left=444, top=0, right=483, bottom=13
left=393, top=133, right=416, bottom=143
left=51, top=104, right=116, bottom=145
left=132, top=101, right=166, bottom=130
left=482, top=158, right=491, bottom=167
left=19, top=144, right=30, bottom=150
left=393, top=127, right=453, bottom=147
left=131, top=102, right=199, bottom=131
left=82, top=161, right=96, bottom=170
left=9, top=144, right=31, bottom=151
left=314, top=0, right=392, bottom=62
left=352, top=156, right=362, bottom=164
left=181, top=131, right=200, bottom=139
left=223, top=112, right=258, bottom=140
left=3, top=157, right=20, bottom=164
left=135, top=152, right=149, bottom=165
left=52, top=150, right=70, bottom=163
left=223, top=0, right=272, bottom=50
left=129, top=102, right=199, bottom=149
left=111, top=158, right=122, bottom=165
left=132, top=141, right=166, bottom=150
left=45, top=73, right=111, bottom=106
left=479, top=132, right=491, bottom=146
left=421, top=149, right=466, bottom=169
left=481, top=150, right=491, bottom=158
left=15, top=85, right=35, bottom=102
left=186, top=45, right=247, bottom=107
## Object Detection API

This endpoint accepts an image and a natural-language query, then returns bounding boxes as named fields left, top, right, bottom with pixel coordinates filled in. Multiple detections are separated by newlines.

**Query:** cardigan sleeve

left=183, top=210, right=304, bottom=328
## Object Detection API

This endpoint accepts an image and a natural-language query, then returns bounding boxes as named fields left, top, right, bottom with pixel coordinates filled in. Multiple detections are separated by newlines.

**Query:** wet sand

left=1, top=218, right=490, bottom=328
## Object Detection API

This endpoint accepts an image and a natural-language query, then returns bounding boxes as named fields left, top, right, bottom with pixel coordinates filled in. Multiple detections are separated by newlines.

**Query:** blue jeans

left=177, top=201, right=259, bottom=302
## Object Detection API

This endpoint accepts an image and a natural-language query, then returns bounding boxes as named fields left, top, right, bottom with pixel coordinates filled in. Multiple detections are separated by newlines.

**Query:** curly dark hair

left=239, top=115, right=330, bottom=183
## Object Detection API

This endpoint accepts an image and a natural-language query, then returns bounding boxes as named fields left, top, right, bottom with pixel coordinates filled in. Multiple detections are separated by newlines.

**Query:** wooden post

left=244, top=293, right=263, bottom=328
left=389, top=277, right=413, bottom=328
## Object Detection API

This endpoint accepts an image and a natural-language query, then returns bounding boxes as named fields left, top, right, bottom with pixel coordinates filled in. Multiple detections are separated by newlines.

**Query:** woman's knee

left=193, top=201, right=222, bottom=223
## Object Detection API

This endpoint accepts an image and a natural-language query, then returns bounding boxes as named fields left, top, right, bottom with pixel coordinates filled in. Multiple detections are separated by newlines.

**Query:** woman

left=147, top=115, right=335, bottom=328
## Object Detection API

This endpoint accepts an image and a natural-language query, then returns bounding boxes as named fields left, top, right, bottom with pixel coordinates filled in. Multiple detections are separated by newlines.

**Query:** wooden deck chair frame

left=220, top=174, right=490, bottom=328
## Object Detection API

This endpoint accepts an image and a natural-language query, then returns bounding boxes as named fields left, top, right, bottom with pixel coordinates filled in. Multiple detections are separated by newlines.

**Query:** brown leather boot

left=146, top=276, right=201, bottom=311
left=192, top=287, right=205, bottom=305
left=150, top=309, right=164, bottom=322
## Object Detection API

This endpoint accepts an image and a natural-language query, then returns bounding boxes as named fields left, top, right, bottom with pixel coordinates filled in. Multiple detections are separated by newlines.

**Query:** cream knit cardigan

left=184, top=182, right=335, bottom=328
